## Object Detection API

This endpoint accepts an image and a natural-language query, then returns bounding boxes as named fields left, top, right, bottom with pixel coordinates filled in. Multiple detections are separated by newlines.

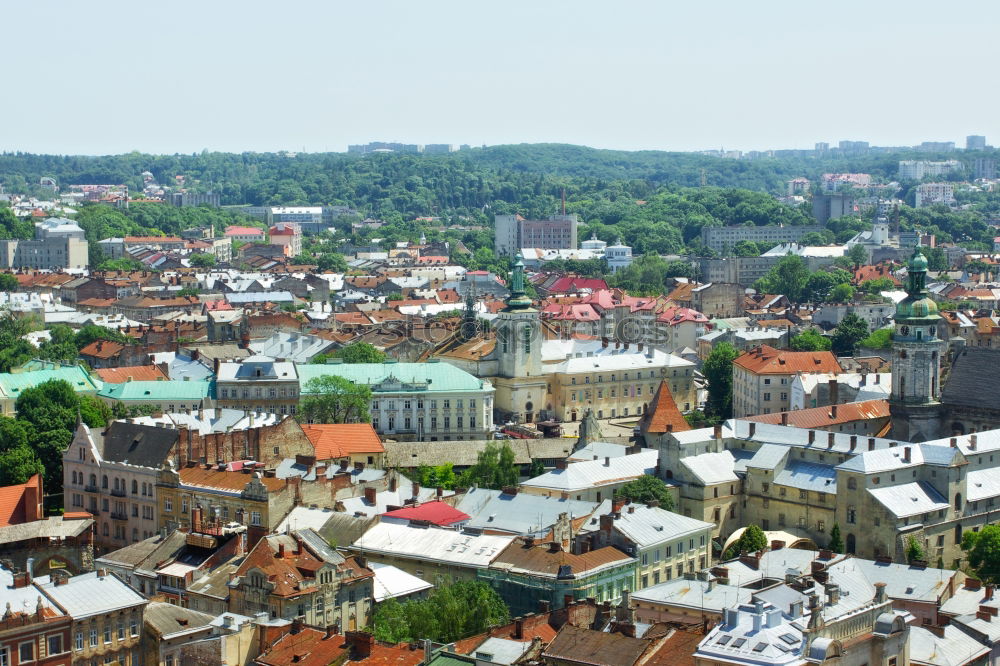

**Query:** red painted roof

left=80, top=340, right=125, bottom=359
left=655, top=306, right=709, bottom=325
left=382, top=501, right=470, bottom=526
left=547, top=276, right=609, bottom=293
left=224, top=225, right=264, bottom=236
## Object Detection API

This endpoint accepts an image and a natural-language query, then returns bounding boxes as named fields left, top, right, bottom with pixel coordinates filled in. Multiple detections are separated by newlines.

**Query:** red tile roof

left=382, top=501, right=470, bottom=526
left=80, top=340, right=125, bottom=359
left=642, top=381, right=691, bottom=434
left=257, top=628, right=347, bottom=666
left=124, top=236, right=183, bottom=243
left=746, top=399, right=889, bottom=427
left=546, top=276, right=609, bottom=294
left=0, top=474, right=42, bottom=527
left=733, top=345, right=842, bottom=375
left=95, top=365, right=168, bottom=383
left=301, top=424, right=384, bottom=459
left=655, top=306, right=709, bottom=326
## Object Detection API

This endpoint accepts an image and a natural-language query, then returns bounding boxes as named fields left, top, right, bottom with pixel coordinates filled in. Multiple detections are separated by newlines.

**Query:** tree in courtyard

left=828, top=283, right=856, bottom=303
left=827, top=523, right=844, bottom=553
left=847, top=244, right=868, bottom=267
left=754, top=254, right=810, bottom=302
left=831, top=313, right=869, bottom=356
left=906, top=535, right=926, bottom=563
left=0, top=445, right=44, bottom=485
left=417, top=462, right=457, bottom=490
left=724, top=524, right=768, bottom=560
left=188, top=253, right=216, bottom=268
left=299, top=375, right=372, bottom=423
left=704, top=342, right=739, bottom=419
left=0, top=273, right=18, bottom=291
left=334, top=342, right=387, bottom=364
left=615, top=475, right=674, bottom=510
left=963, top=525, right=1000, bottom=582
left=790, top=329, right=831, bottom=352
left=372, top=580, right=509, bottom=643
left=458, top=442, right=519, bottom=490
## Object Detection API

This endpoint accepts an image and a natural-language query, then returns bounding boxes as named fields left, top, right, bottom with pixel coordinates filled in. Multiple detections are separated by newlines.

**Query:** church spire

left=504, top=253, right=533, bottom=311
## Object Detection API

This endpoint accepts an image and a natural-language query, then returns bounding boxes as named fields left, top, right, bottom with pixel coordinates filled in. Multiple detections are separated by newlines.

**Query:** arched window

left=102, top=475, right=108, bottom=489
left=846, top=533, right=856, bottom=554
left=847, top=477, right=857, bottom=490
left=955, top=493, right=963, bottom=511
left=131, top=480, right=138, bottom=494
left=955, top=523, right=963, bottom=544
left=89, top=474, right=97, bottom=487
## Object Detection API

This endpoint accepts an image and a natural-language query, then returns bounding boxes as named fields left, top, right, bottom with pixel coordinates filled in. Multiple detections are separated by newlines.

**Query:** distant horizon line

left=0, top=137, right=993, bottom=159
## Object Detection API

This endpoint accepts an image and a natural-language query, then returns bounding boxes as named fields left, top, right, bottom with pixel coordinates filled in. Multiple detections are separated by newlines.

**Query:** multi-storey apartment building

left=231, top=529, right=374, bottom=630
left=700, top=225, right=824, bottom=254
left=215, top=356, right=301, bottom=415
left=0, top=217, right=89, bottom=270
left=298, top=360, right=495, bottom=441
left=35, top=570, right=147, bottom=666
left=731, top=346, right=842, bottom=417
left=494, top=213, right=578, bottom=257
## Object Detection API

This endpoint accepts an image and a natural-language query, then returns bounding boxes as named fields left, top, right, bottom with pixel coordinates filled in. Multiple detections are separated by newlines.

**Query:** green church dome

left=909, top=250, right=928, bottom=273
left=896, top=296, right=938, bottom=319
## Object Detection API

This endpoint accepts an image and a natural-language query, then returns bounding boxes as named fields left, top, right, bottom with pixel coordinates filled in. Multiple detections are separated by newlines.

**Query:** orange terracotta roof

left=94, top=365, right=168, bottom=383
left=80, top=340, right=125, bottom=359
left=178, top=466, right=285, bottom=493
left=77, top=297, right=117, bottom=308
left=301, top=424, right=384, bottom=459
left=746, top=399, right=889, bottom=427
left=667, top=282, right=696, bottom=302
left=733, top=345, right=842, bottom=375
left=754, top=318, right=795, bottom=328
left=257, top=628, right=347, bottom=666
left=494, top=540, right=632, bottom=576
left=0, top=474, right=42, bottom=526
left=642, top=381, right=690, bottom=434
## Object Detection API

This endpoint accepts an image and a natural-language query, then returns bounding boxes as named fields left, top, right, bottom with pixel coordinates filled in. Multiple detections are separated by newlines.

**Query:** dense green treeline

left=5, top=144, right=1000, bottom=255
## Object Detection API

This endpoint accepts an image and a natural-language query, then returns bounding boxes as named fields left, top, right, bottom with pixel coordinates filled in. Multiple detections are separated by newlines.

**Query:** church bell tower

left=890, top=247, right=943, bottom=442
left=496, top=254, right=542, bottom=379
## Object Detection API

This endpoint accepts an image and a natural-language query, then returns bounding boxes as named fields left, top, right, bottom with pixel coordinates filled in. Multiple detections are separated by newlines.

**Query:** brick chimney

left=903, top=447, right=911, bottom=463
left=713, top=424, right=722, bottom=440
left=749, top=423, right=756, bottom=437
left=808, top=430, right=815, bottom=444
left=555, top=459, right=568, bottom=470
left=191, top=505, right=203, bottom=533
left=781, top=412, right=788, bottom=426
left=849, top=435, right=857, bottom=451
left=347, top=632, right=374, bottom=658
left=364, top=487, right=377, bottom=505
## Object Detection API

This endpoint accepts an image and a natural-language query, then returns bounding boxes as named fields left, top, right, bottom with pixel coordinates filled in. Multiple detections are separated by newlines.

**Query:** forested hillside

left=2, top=144, right=999, bottom=254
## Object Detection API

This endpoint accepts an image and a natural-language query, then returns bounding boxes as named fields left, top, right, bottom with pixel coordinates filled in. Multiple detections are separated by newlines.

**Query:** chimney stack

left=749, top=423, right=756, bottom=438
left=808, top=430, right=815, bottom=444
left=781, top=412, right=788, bottom=426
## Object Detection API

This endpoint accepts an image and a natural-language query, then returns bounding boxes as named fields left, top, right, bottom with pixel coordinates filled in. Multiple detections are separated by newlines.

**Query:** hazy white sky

left=4, top=0, right=997, bottom=155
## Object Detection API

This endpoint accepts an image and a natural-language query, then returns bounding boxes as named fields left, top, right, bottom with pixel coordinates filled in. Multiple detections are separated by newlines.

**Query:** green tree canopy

left=724, top=524, right=768, bottom=559
left=614, top=475, right=674, bottom=510
left=704, top=341, right=739, bottom=419
left=188, top=253, right=216, bottom=268
left=831, top=313, right=869, bottom=356
left=334, top=342, right=387, bottom=364
left=906, top=535, right=926, bottom=563
left=371, top=580, right=509, bottom=643
left=0, top=273, right=18, bottom=291
left=963, top=525, right=1000, bottom=582
left=790, top=328, right=832, bottom=351
left=827, top=523, right=844, bottom=553
left=860, top=327, right=893, bottom=349
left=828, top=283, right=856, bottom=303
left=458, top=442, right=519, bottom=490
left=755, top=254, right=810, bottom=302
left=299, top=375, right=372, bottom=423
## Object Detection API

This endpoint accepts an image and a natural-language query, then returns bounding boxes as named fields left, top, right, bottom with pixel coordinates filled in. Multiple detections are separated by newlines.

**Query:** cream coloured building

left=731, top=345, right=842, bottom=417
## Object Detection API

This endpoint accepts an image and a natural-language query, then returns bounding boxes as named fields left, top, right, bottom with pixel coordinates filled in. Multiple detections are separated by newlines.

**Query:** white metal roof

left=520, top=450, right=658, bottom=493
left=352, top=523, right=513, bottom=569
left=867, top=481, right=950, bottom=518
left=36, top=570, right=146, bottom=619
left=370, top=562, right=433, bottom=602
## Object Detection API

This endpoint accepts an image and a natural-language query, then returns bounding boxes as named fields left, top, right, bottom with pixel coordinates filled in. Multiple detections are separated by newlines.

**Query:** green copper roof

left=0, top=364, right=100, bottom=400
left=896, top=246, right=940, bottom=321
left=98, top=380, right=213, bottom=402
left=297, top=361, right=490, bottom=394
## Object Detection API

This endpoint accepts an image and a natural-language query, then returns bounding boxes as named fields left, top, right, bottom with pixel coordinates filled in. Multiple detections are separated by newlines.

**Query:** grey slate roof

left=942, top=347, right=1000, bottom=410
left=144, top=601, right=215, bottom=637
left=100, top=422, right=179, bottom=467
left=456, top=488, right=600, bottom=536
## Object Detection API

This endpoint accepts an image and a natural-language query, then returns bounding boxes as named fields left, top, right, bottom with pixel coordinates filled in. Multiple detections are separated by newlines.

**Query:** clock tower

left=889, top=247, right=943, bottom=442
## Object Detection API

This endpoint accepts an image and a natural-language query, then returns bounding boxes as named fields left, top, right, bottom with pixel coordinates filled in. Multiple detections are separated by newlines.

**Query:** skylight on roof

left=753, top=642, right=768, bottom=652
left=716, top=635, right=731, bottom=645
left=779, top=634, right=797, bottom=645
left=732, top=638, right=747, bottom=648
